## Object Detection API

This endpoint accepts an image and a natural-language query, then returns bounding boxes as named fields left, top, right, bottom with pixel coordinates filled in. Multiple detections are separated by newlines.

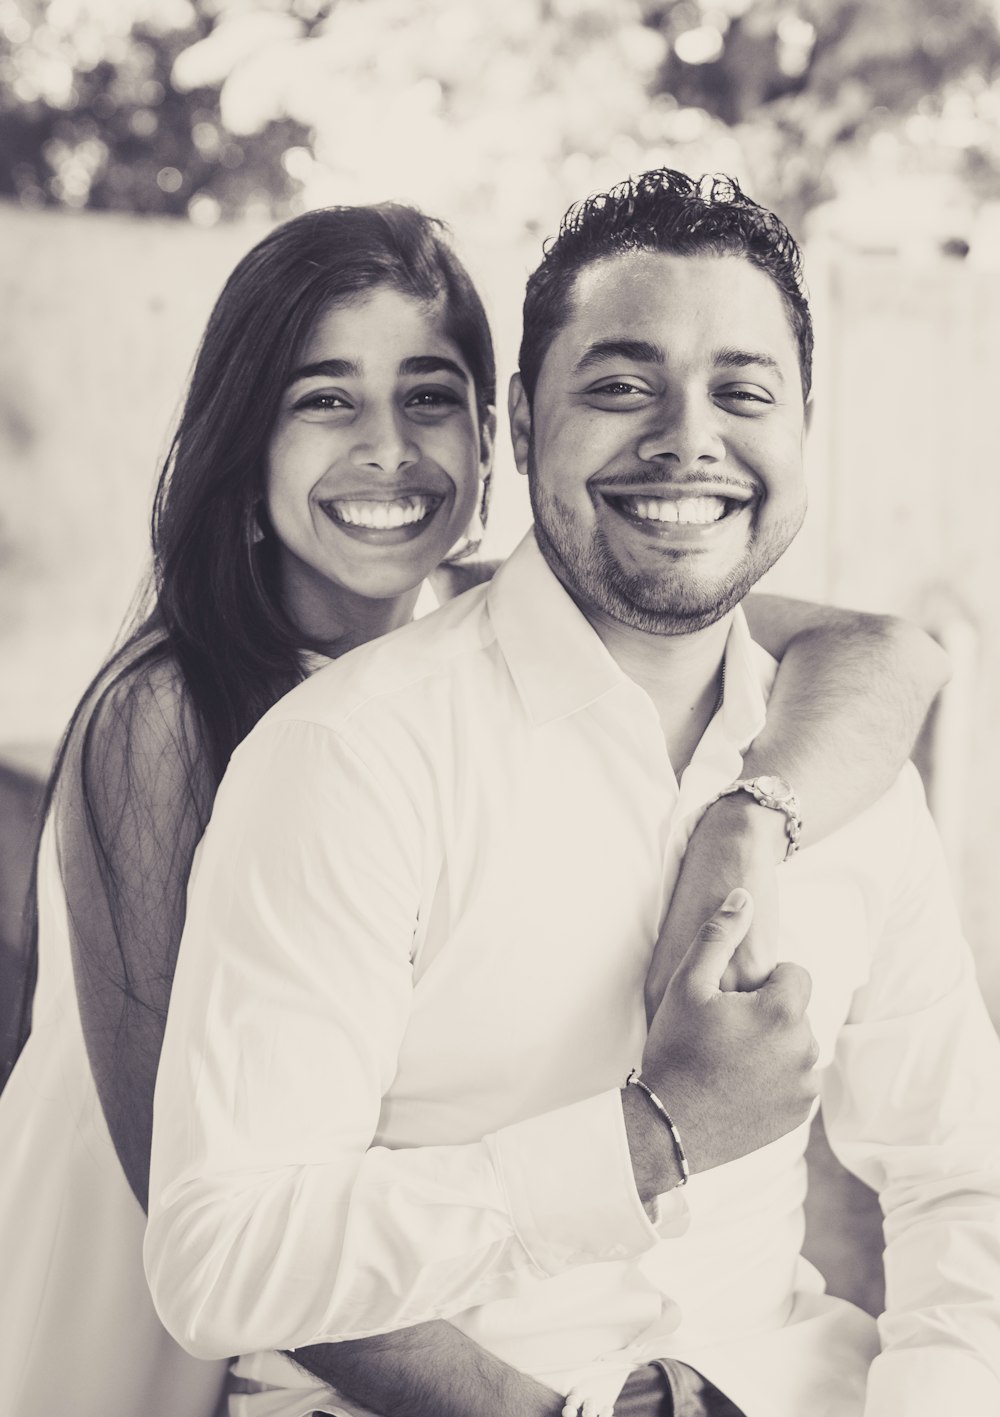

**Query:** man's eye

left=588, top=381, right=648, bottom=399
left=717, top=387, right=772, bottom=408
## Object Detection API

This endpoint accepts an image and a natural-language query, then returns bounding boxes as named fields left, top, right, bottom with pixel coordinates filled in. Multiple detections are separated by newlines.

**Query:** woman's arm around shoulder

left=647, top=597, right=950, bottom=1010
left=742, top=593, right=950, bottom=837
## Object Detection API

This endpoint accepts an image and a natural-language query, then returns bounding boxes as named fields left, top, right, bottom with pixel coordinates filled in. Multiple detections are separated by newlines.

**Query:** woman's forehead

left=301, top=288, right=456, bottom=359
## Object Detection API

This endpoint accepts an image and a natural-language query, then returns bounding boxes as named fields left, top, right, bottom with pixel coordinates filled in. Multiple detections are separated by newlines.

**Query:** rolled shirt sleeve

left=819, top=769, right=1000, bottom=1415
left=144, top=717, right=666, bottom=1360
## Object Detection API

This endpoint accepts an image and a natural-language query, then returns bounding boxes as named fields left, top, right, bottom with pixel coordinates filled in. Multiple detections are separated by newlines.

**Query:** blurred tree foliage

left=1, top=0, right=999, bottom=231
left=0, top=0, right=309, bottom=218
left=652, top=0, right=1000, bottom=221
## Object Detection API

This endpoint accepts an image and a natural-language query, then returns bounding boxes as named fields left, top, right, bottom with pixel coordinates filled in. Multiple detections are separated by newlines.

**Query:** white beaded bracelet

left=625, top=1069, right=690, bottom=1187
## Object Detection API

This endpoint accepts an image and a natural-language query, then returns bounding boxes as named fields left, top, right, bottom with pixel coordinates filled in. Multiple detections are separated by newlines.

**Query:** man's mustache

left=588, top=468, right=760, bottom=496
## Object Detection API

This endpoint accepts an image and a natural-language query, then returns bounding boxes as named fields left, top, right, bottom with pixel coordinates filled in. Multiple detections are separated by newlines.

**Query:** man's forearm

left=289, top=1320, right=565, bottom=1417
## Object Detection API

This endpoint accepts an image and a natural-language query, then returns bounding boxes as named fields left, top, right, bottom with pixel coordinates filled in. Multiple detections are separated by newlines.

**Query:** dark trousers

left=301, top=1360, right=747, bottom=1417
left=616, top=1361, right=747, bottom=1416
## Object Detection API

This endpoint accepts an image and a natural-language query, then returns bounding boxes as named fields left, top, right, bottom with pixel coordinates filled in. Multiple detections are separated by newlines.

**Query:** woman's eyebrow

left=287, top=358, right=358, bottom=384
left=398, top=355, right=469, bottom=381
left=574, top=339, right=663, bottom=373
left=287, top=355, right=469, bottom=384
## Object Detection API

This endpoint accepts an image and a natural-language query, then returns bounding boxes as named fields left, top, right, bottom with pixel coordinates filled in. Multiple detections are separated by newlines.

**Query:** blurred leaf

left=0, top=0, right=307, bottom=216
left=1, top=0, right=999, bottom=231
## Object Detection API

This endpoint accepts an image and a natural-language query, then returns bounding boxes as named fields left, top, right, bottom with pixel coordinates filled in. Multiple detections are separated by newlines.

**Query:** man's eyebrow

left=714, top=347, right=784, bottom=376
left=573, top=339, right=664, bottom=374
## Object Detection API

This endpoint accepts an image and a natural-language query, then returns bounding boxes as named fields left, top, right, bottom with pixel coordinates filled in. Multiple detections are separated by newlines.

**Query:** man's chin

left=532, top=511, right=783, bottom=636
left=584, top=559, right=755, bottom=635
left=602, top=590, right=746, bottom=636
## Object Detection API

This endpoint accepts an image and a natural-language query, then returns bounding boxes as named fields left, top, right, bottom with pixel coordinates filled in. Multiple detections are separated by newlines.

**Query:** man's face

left=510, top=250, right=808, bottom=635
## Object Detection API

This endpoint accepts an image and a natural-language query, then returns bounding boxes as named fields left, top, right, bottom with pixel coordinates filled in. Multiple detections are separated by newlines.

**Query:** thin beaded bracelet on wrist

left=625, top=1069, right=690, bottom=1187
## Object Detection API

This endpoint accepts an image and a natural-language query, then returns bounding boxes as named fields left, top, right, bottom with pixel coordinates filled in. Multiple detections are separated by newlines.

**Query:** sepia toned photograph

left=2, top=3, right=999, bottom=1414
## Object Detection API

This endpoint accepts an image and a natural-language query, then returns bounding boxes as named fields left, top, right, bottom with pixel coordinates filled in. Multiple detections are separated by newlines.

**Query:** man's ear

left=508, top=373, right=532, bottom=477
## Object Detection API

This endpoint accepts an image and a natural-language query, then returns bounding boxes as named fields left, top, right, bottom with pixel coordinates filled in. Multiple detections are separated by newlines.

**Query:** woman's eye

left=406, top=388, right=463, bottom=411
left=294, top=391, right=351, bottom=412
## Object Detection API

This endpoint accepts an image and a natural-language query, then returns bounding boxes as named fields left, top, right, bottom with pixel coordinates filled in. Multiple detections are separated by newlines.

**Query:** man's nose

left=350, top=405, right=419, bottom=475
left=636, top=391, right=724, bottom=468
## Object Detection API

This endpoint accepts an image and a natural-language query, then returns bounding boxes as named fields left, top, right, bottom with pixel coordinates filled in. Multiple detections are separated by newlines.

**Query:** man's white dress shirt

left=146, top=532, right=1000, bottom=1417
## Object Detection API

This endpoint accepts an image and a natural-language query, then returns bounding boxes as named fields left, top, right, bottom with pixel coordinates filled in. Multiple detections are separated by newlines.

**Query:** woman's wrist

left=700, top=791, right=790, bottom=866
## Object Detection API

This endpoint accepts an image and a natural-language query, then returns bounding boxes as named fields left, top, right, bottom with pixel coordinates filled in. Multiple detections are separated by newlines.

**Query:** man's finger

left=757, top=959, right=814, bottom=1018
left=724, top=932, right=779, bottom=993
left=676, top=888, right=755, bottom=995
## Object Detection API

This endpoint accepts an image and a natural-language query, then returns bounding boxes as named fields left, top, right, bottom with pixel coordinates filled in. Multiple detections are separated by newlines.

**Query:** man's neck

left=587, top=606, right=734, bottom=776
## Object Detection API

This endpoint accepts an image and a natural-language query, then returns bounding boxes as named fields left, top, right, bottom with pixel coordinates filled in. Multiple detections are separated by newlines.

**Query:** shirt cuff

left=486, top=1088, right=688, bottom=1275
left=864, top=1347, right=1000, bottom=1416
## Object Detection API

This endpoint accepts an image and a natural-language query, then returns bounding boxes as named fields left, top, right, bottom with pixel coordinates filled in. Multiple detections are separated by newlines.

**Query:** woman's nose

left=350, top=405, right=419, bottom=475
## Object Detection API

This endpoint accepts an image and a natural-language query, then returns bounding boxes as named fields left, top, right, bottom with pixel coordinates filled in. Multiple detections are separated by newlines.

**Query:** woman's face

left=266, top=287, right=492, bottom=629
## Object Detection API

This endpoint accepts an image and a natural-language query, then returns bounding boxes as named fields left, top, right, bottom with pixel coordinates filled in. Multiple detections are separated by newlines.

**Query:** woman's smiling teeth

left=323, top=494, right=440, bottom=530
left=615, top=494, right=729, bottom=525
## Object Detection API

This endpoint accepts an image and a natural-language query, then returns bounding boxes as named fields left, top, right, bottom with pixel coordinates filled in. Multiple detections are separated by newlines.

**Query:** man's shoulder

left=264, top=581, right=499, bottom=736
left=797, top=759, right=931, bottom=883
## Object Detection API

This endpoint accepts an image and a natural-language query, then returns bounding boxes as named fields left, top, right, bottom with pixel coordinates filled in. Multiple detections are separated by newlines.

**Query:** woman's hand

left=645, top=794, right=787, bottom=1020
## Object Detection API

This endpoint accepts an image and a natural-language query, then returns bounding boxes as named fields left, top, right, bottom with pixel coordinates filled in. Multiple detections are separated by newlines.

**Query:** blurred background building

left=2, top=0, right=1000, bottom=1029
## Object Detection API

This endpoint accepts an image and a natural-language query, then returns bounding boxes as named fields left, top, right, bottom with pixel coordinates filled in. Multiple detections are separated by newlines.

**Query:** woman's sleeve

left=821, top=769, right=1000, bottom=1415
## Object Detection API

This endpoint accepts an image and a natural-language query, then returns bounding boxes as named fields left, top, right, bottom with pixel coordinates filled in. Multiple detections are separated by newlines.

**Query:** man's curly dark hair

left=518, top=168, right=813, bottom=403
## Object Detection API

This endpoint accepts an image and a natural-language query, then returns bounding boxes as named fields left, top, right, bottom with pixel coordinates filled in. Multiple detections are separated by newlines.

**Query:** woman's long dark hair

left=9, top=204, right=496, bottom=1075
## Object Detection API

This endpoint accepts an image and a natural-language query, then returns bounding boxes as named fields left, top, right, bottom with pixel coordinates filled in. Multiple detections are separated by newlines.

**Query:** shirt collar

left=678, top=607, right=773, bottom=818
left=718, top=602, right=773, bottom=752
left=486, top=532, right=628, bottom=725
left=486, top=529, right=774, bottom=753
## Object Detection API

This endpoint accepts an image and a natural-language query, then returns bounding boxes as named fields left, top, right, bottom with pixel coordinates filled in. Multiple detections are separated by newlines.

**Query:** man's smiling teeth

left=620, top=495, right=728, bottom=525
left=327, top=495, right=437, bottom=529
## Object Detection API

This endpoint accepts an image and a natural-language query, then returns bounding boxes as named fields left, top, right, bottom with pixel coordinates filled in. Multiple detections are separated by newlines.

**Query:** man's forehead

left=561, top=248, right=792, bottom=344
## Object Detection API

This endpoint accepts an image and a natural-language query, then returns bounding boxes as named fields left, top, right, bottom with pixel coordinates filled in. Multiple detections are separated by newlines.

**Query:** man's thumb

left=678, top=888, right=754, bottom=992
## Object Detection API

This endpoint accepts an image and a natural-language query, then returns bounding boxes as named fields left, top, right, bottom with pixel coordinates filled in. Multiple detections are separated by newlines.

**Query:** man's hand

left=628, top=890, right=819, bottom=1198
left=291, top=1323, right=566, bottom=1417
left=645, top=794, right=786, bottom=1021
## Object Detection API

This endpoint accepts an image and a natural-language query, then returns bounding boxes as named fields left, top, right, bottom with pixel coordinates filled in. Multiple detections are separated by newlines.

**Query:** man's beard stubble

left=527, top=455, right=802, bottom=637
